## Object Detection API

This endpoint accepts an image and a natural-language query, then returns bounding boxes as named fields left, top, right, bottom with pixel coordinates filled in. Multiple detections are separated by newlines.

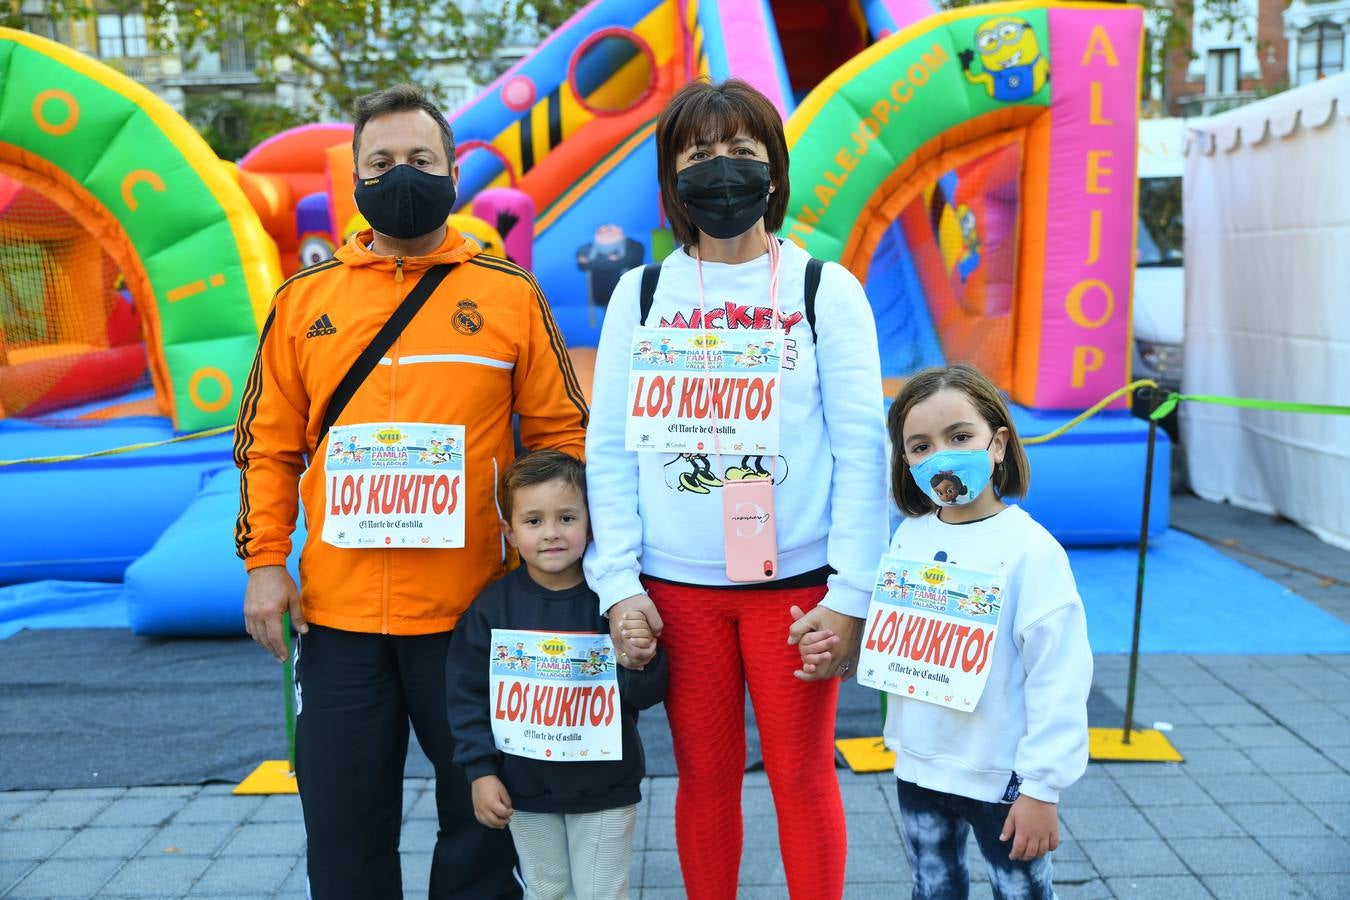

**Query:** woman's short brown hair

left=655, top=78, right=790, bottom=248
left=886, top=363, right=1031, bottom=517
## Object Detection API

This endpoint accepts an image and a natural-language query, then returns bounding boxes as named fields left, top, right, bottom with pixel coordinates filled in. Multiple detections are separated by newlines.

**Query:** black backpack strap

left=638, top=263, right=662, bottom=326
left=803, top=257, right=824, bottom=342
left=641, top=257, right=818, bottom=334
left=317, top=263, right=456, bottom=448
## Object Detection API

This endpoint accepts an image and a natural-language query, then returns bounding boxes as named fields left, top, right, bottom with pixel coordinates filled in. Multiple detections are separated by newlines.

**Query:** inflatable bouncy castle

left=0, top=28, right=278, bottom=586
left=0, top=32, right=277, bottom=433
left=0, top=0, right=1165, bottom=637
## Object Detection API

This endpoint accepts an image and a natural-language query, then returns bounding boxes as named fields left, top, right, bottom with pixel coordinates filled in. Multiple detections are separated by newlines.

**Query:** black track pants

left=293, top=624, right=521, bottom=899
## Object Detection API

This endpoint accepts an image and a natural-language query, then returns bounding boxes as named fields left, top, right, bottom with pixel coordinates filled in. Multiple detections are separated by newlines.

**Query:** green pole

left=283, top=612, right=296, bottom=772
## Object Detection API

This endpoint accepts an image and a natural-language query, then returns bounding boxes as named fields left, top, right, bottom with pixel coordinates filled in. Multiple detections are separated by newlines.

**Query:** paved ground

left=3, top=493, right=1348, bottom=899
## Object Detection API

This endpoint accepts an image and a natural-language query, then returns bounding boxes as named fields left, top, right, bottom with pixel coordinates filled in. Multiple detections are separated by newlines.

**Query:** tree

left=141, top=0, right=588, bottom=116
left=185, top=95, right=310, bottom=161
left=14, top=1, right=587, bottom=117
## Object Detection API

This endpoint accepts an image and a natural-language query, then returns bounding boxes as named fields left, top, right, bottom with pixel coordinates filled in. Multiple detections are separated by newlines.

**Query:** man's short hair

left=352, top=84, right=455, bottom=169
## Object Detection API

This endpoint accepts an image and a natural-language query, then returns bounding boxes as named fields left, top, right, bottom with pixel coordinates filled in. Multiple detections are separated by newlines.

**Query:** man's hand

left=244, top=566, right=306, bottom=662
left=608, top=593, right=663, bottom=669
left=787, top=605, right=862, bottom=682
left=471, top=775, right=513, bottom=829
left=1001, top=795, right=1060, bottom=860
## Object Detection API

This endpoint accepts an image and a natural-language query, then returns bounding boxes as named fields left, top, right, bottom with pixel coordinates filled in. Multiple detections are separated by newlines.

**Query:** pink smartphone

left=722, top=478, right=778, bottom=583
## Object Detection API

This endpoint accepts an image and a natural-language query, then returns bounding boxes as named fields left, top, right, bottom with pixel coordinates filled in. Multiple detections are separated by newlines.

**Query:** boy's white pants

left=509, top=803, right=639, bottom=900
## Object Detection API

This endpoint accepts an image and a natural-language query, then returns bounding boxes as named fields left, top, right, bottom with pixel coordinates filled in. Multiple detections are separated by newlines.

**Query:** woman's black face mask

left=675, top=155, right=772, bottom=240
left=354, top=164, right=456, bottom=240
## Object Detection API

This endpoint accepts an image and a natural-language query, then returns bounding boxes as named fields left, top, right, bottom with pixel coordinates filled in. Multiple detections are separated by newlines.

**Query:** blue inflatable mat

left=1071, top=529, right=1350, bottom=654
left=0, top=581, right=129, bottom=639
left=124, top=468, right=303, bottom=636
left=0, top=390, right=233, bottom=583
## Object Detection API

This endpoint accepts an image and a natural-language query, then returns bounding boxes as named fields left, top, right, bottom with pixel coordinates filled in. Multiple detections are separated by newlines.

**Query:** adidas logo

left=305, top=314, right=337, bottom=338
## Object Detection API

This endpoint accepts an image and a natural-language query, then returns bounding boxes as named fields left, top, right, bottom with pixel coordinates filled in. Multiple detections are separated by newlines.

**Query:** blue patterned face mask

left=908, top=441, right=995, bottom=507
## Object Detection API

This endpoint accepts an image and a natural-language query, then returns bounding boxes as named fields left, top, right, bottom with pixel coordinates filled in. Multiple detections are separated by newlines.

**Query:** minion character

left=960, top=17, right=1049, bottom=103
left=955, top=204, right=981, bottom=283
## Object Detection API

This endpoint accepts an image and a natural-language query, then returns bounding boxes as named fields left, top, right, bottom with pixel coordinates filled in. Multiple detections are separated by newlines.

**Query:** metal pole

left=1122, top=393, right=1160, bottom=744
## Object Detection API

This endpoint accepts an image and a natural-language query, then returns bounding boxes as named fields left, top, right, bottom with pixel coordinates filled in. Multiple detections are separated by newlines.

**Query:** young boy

left=447, top=450, right=666, bottom=900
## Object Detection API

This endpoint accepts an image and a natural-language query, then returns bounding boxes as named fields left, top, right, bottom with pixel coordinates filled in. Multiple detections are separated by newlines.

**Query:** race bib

left=857, top=555, right=1006, bottom=712
left=321, top=423, right=465, bottom=549
left=624, top=326, right=783, bottom=454
left=489, top=629, right=623, bottom=762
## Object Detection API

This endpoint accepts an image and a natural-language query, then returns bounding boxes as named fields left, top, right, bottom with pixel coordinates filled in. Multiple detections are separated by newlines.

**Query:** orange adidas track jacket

left=234, top=227, right=588, bottom=634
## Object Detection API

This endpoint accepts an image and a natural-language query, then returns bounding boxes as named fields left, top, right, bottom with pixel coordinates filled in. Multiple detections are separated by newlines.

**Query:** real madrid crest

left=454, top=299, right=484, bottom=335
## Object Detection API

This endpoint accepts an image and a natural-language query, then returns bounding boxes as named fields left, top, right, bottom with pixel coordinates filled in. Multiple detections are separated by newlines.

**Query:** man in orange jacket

left=235, top=84, right=588, bottom=899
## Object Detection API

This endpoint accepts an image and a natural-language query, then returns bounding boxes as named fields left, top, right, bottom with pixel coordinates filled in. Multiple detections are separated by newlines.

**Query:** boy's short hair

left=352, top=83, right=455, bottom=169
left=501, top=450, right=587, bottom=521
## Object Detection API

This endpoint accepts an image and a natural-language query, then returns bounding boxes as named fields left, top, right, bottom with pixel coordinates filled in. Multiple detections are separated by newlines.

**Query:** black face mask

left=675, top=156, right=772, bottom=240
left=353, top=164, right=456, bottom=240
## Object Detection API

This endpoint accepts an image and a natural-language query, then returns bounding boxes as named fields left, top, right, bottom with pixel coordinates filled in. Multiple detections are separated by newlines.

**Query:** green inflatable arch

left=0, top=27, right=280, bottom=430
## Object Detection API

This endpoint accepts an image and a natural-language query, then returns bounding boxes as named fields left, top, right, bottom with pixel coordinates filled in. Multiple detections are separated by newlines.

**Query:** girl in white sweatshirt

left=877, top=363, right=1091, bottom=900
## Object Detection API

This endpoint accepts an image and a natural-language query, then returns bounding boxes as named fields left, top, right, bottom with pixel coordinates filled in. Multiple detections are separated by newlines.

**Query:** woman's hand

left=608, top=593, right=663, bottom=669
left=787, top=604, right=862, bottom=682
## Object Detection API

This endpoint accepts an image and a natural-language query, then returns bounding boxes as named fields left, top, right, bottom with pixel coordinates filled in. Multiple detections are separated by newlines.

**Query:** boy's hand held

left=471, top=775, right=514, bottom=829
left=619, top=609, right=656, bottom=647
left=1000, top=795, right=1059, bottom=860
left=610, top=594, right=662, bottom=667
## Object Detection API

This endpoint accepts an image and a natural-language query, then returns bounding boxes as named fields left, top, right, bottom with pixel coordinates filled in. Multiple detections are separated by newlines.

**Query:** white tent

left=1182, top=73, right=1350, bottom=550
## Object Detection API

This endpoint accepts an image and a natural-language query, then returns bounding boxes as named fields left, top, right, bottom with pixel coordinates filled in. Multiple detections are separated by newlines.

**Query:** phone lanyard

left=693, top=235, right=782, bottom=471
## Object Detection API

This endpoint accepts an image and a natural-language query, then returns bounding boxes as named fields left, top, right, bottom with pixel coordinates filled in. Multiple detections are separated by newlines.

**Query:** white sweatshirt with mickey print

left=583, top=240, right=889, bottom=618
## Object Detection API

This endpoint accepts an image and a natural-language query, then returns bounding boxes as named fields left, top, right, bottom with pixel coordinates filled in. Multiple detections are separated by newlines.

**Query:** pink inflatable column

left=1035, top=9, right=1141, bottom=409
left=472, top=188, right=536, bottom=269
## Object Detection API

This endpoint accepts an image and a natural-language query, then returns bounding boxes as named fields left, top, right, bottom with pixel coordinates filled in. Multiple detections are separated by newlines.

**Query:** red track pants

left=644, top=578, right=846, bottom=900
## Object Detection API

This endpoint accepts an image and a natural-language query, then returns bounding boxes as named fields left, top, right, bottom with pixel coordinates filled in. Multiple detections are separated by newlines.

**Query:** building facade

left=1163, top=0, right=1346, bottom=117
left=1165, top=0, right=1291, bottom=116
left=1285, top=1, right=1349, bottom=87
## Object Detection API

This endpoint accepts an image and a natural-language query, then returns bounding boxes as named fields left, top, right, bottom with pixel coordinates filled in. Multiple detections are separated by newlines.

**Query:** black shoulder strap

left=317, top=263, right=456, bottom=447
left=638, top=263, right=662, bottom=326
left=803, top=257, right=824, bottom=342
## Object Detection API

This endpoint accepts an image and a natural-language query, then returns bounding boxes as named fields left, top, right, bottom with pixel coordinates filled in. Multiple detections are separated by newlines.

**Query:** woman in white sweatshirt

left=583, top=78, right=888, bottom=899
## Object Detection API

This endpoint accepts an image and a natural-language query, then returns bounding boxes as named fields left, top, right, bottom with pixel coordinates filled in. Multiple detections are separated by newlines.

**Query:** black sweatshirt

left=446, top=566, right=667, bottom=814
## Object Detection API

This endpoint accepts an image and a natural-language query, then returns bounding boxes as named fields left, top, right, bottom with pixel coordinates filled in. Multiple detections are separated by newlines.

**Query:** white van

left=1133, top=118, right=1185, bottom=395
